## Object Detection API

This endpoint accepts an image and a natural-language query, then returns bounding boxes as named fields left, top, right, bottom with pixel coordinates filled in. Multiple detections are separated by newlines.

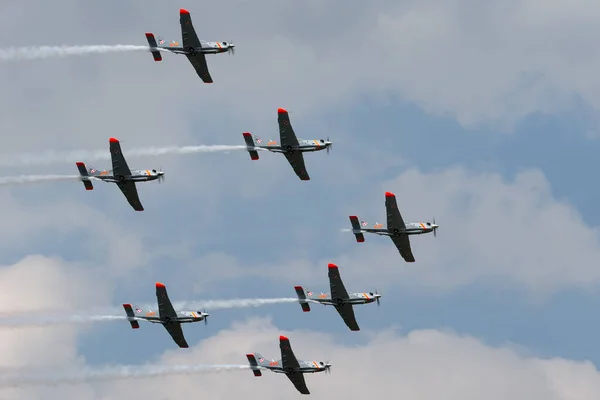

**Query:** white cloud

left=5, top=318, right=600, bottom=399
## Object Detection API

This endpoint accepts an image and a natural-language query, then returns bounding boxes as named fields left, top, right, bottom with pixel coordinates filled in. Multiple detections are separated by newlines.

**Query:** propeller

left=433, top=217, right=437, bottom=237
left=326, top=136, right=332, bottom=154
left=324, top=361, right=331, bottom=374
left=375, top=289, right=381, bottom=307
left=203, top=310, right=209, bottom=325
left=228, top=44, right=235, bottom=55
left=158, top=167, right=165, bottom=183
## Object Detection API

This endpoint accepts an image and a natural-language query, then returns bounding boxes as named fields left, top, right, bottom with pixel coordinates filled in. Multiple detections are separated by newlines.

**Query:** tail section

left=122, top=304, right=140, bottom=329
left=145, top=33, right=163, bottom=61
left=76, top=162, right=94, bottom=191
left=242, top=132, right=260, bottom=160
left=246, top=353, right=263, bottom=376
left=349, top=216, right=365, bottom=242
left=294, top=286, right=311, bottom=312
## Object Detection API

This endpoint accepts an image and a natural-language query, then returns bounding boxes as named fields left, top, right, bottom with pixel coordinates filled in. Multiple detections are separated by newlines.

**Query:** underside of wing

left=116, top=181, right=144, bottom=211
left=391, top=235, right=415, bottom=262
left=283, top=152, right=310, bottom=181
left=163, top=322, right=189, bottom=348
left=186, top=54, right=213, bottom=83
left=334, top=304, right=360, bottom=331
left=156, top=282, right=178, bottom=319
left=327, top=264, right=349, bottom=299
left=278, top=109, right=300, bottom=148
left=286, top=373, right=310, bottom=395
left=279, top=336, right=301, bottom=369
left=385, top=192, right=406, bottom=230
left=109, top=138, right=132, bottom=178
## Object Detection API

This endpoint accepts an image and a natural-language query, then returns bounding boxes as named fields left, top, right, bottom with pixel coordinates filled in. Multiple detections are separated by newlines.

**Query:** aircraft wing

left=185, top=55, right=213, bottom=83
left=279, top=336, right=301, bottom=370
left=334, top=304, right=360, bottom=331
left=285, top=372, right=310, bottom=395
left=116, top=181, right=144, bottom=211
left=162, top=322, right=189, bottom=348
left=156, top=282, right=178, bottom=319
left=327, top=263, right=349, bottom=300
left=179, top=9, right=213, bottom=83
left=385, top=192, right=406, bottom=230
left=283, top=152, right=310, bottom=181
left=109, top=138, right=132, bottom=177
left=278, top=108, right=300, bottom=148
left=390, top=235, right=415, bottom=262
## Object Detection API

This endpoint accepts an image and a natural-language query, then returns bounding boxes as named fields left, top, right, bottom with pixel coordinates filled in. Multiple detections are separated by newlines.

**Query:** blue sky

left=2, top=1, right=600, bottom=398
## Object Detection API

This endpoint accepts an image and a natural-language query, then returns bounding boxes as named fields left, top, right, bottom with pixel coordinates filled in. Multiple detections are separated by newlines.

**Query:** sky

left=1, top=0, right=600, bottom=398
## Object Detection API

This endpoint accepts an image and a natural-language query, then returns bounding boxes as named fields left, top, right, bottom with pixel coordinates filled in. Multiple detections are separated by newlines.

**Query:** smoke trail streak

left=0, top=175, right=81, bottom=186
left=169, top=297, right=302, bottom=311
left=0, top=145, right=251, bottom=167
left=0, top=364, right=255, bottom=387
left=0, top=45, right=150, bottom=61
left=0, top=315, right=127, bottom=328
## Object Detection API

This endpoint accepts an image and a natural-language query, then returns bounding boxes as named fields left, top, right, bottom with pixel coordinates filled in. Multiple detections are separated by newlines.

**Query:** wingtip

left=349, top=215, right=358, bottom=220
left=122, top=303, right=131, bottom=307
left=156, top=282, right=166, bottom=288
left=279, top=335, right=289, bottom=341
left=242, top=132, right=252, bottom=137
left=180, top=8, right=190, bottom=15
left=294, top=285, right=303, bottom=290
left=109, top=137, right=119, bottom=143
left=385, top=191, right=395, bottom=197
left=328, top=263, right=338, bottom=269
left=145, top=32, right=154, bottom=37
left=76, top=161, right=84, bottom=166
left=277, top=108, right=287, bottom=114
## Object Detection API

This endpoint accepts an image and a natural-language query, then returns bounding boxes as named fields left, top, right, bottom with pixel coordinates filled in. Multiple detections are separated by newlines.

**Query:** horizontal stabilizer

left=294, top=286, right=311, bottom=312
left=246, top=353, right=262, bottom=376
left=145, top=33, right=162, bottom=61
left=242, top=132, right=259, bottom=160
left=76, top=162, right=94, bottom=191
left=349, top=216, right=365, bottom=242
left=122, top=303, right=140, bottom=329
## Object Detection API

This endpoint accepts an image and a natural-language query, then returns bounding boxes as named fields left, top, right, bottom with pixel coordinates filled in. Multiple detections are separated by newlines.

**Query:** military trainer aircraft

left=76, top=137, right=164, bottom=211
left=122, top=282, right=209, bottom=348
left=349, top=191, right=438, bottom=262
left=294, top=263, right=380, bottom=331
left=145, top=8, right=235, bottom=83
left=246, top=335, right=331, bottom=395
left=242, top=108, right=332, bottom=181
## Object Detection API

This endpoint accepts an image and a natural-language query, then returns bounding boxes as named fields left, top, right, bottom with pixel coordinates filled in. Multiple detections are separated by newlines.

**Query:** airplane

left=242, top=108, right=333, bottom=181
left=349, top=191, right=439, bottom=262
left=122, top=282, right=209, bottom=349
left=293, top=263, right=380, bottom=331
left=76, top=137, right=164, bottom=212
left=246, top=335, right=331, bottom=395
left=145, top=8, right=235, bottom=83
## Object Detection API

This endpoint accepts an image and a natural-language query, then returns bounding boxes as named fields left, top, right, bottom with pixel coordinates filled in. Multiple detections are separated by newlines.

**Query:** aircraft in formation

left=122, top=282, right=209, bottom=348
left=294, top=263, right=380, bottom=331
left=76, top=137, right=164, bottom=211
left=145, top=8, right=235, bottom=83
left=349, top=191, right=438, bottom=262
left=242, top=108, right=333, bottom=181
left=246, top=335, right=331, bottom=395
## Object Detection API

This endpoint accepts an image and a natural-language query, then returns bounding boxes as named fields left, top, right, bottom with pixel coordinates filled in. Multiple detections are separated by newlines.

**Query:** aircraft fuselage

left=255, top=139, right=332, bottom=153
left=307, top=292, right=380, bottom=305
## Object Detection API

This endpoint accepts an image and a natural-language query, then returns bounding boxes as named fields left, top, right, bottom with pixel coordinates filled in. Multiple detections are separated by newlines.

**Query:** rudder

left=122, top=304, right=140, bottom=329
left=242, top=132, right=260, bottom=160
left=349, top=216, right=365, bottom=242
left=76, top=162, right=93, bottom=191
left=294, top=286, right=311, bottom=312
left=145, top=33, right=163, bottom=61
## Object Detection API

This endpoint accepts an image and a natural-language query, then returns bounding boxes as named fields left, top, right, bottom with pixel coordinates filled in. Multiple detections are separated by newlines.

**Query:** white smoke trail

left=169, top=297, right=302, bottom=311
left=0, top=364, right=255, bottom=387
left=0, top=314, right=127, bottom=328
left=0, top=45, right=150, bottom=61
left=0, top=174, right=81, bottom=186
left=0, top=145, right=251, bottom=167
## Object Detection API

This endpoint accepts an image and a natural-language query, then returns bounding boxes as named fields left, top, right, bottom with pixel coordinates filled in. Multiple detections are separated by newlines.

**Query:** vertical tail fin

left=76, top=162, right=94, bottom=191
left=294, top=286, right=311, bottom=312
left=122, top=304, right=140, bottom=329
left=145, top=33, right=163, bottom=61
left=349, top=216, right=365, bottom=242
left=242, top=132, right=260, bottom=160
left=246, top=353, right=263, bottom=377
